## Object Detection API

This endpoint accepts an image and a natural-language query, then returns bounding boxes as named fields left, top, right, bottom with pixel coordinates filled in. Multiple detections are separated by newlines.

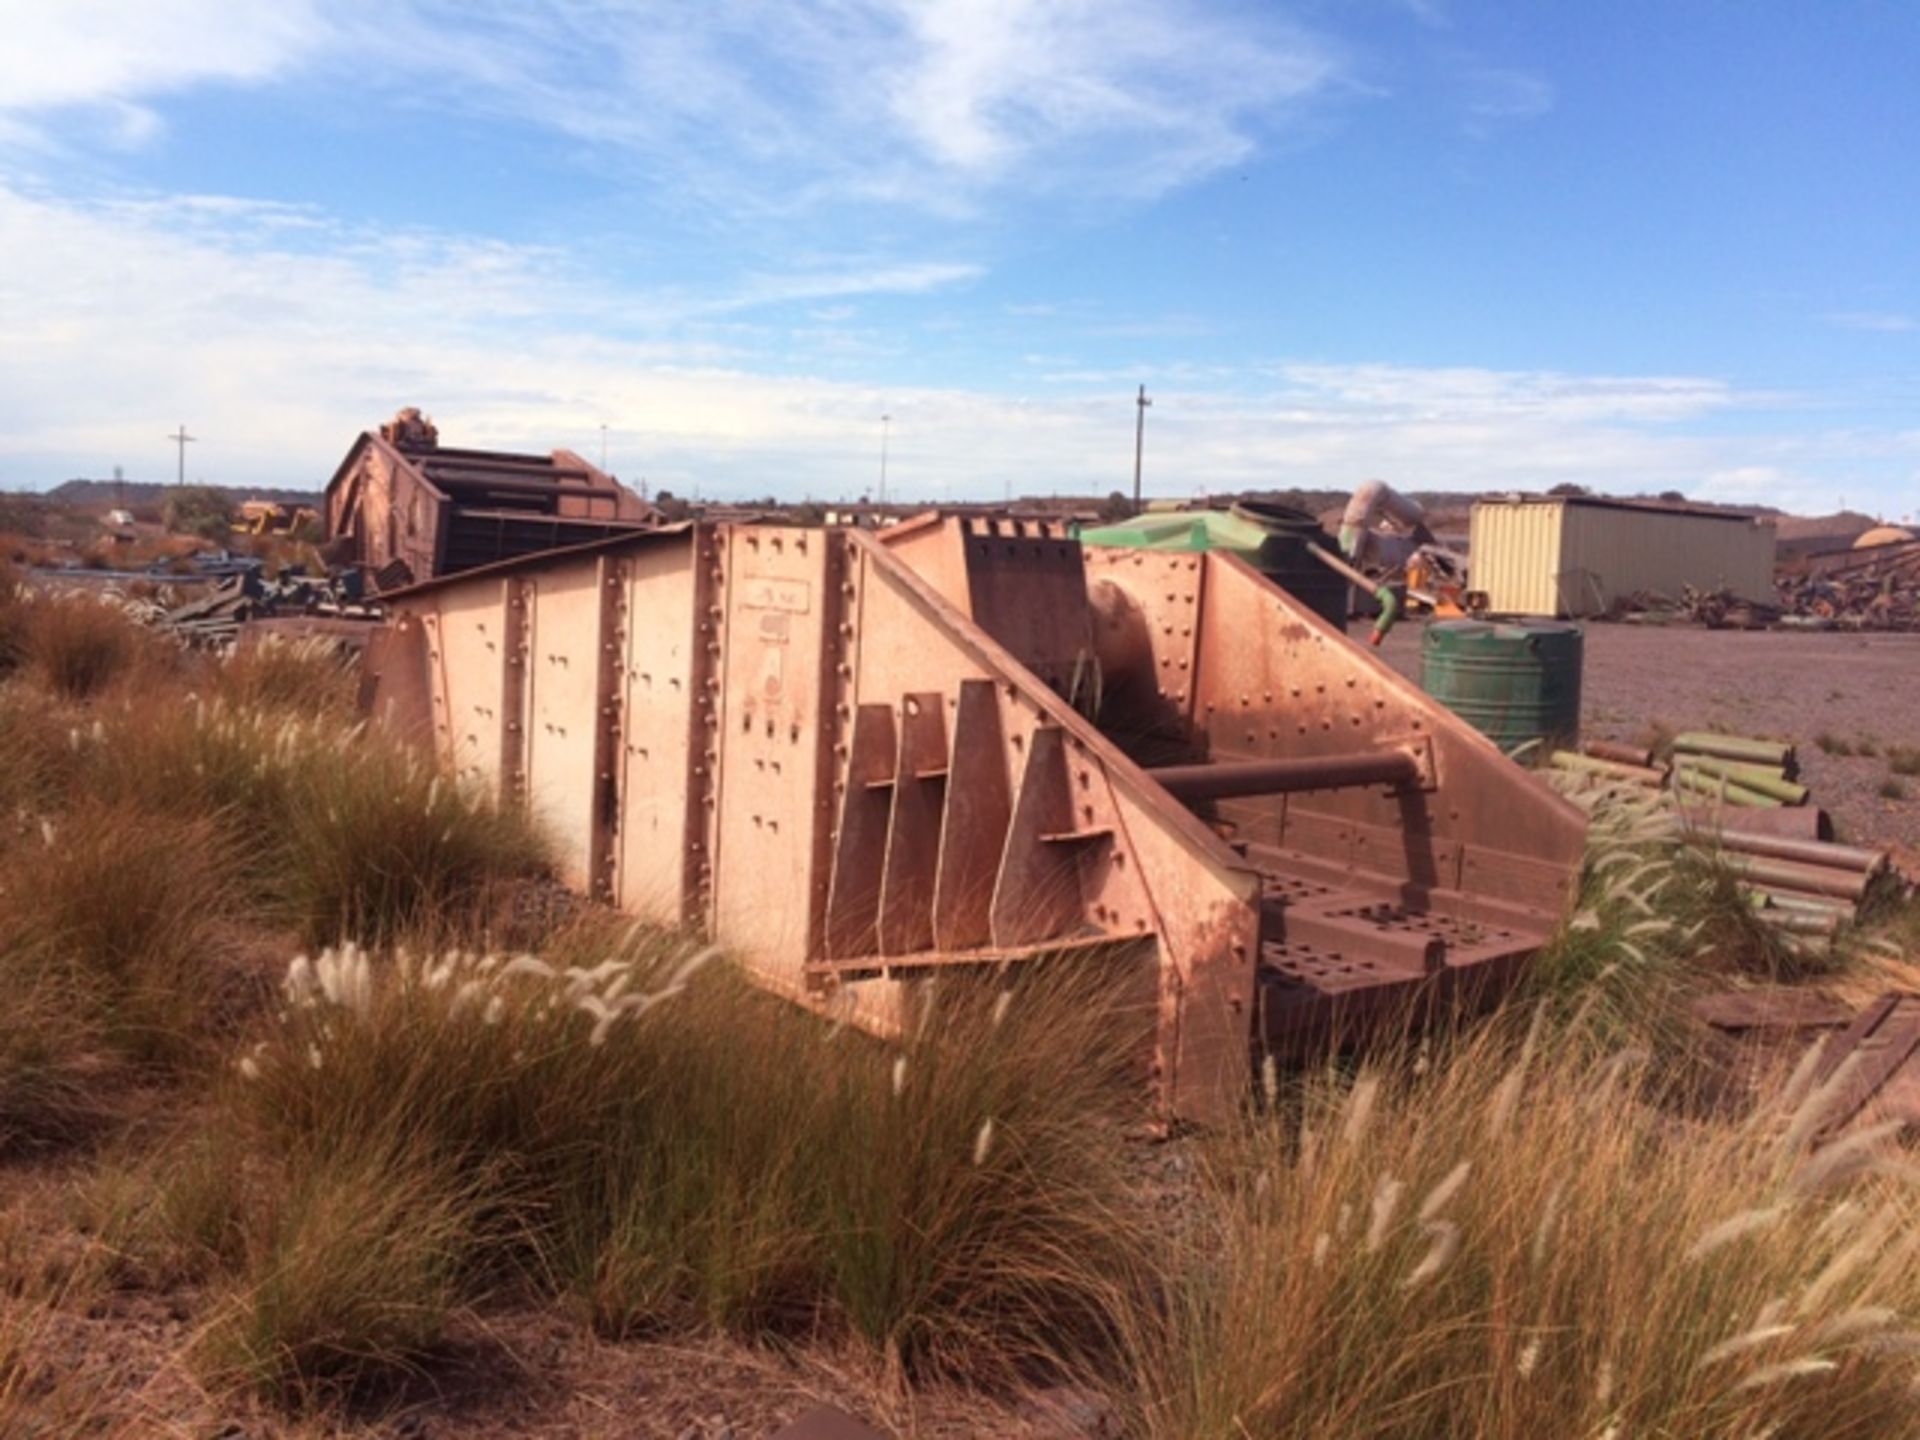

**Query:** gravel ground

left=1375, top=622, right=1920, bottom=848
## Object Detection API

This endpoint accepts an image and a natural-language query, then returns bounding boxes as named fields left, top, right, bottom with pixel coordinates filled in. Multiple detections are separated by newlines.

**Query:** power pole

left=879, top=413, right=891, bottom=507
left=165, top=424, right=197, bottom=487
left=1131, top=384, right=1152, bottom=512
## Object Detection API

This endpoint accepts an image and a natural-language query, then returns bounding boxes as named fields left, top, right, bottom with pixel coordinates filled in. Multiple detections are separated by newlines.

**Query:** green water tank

left=1079, top=500, right=1349, bottom=633
left=1421, top=619, right=1584, bottom=755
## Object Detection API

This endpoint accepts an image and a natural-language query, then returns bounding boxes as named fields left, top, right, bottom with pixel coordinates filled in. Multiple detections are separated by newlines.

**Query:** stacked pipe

left=1678, top=809, right=1886, bottom=940
left=1669, top=732, right=1805, bottom=809
left=1548, top=738, right=1666, bottom=789
left=1548, top=730, right=1890, bottom=944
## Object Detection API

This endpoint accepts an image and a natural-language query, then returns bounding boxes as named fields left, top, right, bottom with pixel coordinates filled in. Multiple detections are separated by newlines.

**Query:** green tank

left=1420, top=619, right=1583, bottom=756
left=1078, top=500, right=1348, bottom=632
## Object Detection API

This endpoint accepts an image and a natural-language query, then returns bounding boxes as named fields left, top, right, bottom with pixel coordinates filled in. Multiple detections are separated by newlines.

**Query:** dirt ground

left=1376, top=621, right=1920, bottom=848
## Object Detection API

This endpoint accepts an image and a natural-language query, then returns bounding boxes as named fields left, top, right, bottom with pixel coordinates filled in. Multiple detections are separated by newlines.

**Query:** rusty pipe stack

left=1549, top=729, right=1891, bottom=942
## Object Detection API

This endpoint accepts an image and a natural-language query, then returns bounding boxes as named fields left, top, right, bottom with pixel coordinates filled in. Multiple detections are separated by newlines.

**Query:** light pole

left=599, top=423, right=608, bottom=472
left=879, top=413, right=891, bottom=507
left=1131, top=385, right=1151, bottom=512
left=166, top=424, right=198, bottom=487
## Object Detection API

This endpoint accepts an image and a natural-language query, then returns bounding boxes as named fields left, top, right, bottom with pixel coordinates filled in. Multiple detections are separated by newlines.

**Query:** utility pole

left=166, top=424, right=197, bottom=487
left=879, top=413, right=891, bottom=507
left=1131, top=384, right=1152, bottom=512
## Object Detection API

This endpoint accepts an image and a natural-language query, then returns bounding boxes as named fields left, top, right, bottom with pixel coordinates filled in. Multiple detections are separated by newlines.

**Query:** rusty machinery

left=362, top=513, right=1587, bottom=1125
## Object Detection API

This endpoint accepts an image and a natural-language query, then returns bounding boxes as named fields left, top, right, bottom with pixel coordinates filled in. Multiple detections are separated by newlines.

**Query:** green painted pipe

left=1671, top=766, right=1782, bottom=808
left=1674, top=756, right=1808, bottom=805
left=1672, top=731, right=1795, bottom=771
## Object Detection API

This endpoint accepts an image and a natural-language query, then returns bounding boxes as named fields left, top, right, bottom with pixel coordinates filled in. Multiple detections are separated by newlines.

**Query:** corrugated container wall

left=1470, top=500, right=1777, bottom=617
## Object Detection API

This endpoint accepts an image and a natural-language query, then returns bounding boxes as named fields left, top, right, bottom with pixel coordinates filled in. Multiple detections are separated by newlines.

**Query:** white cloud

left=1, top=178, right=1902, bottom=515
left=1826, top=310, right=1915, bottom=333
left=1456, top=64, right=1553, bottom=139
left=2, top=1, right=1344, bottom=213
left=0, top=0, right=323, bottom=130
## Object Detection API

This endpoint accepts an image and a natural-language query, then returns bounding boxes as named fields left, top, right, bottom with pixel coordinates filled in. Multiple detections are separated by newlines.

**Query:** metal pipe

left=1719, top=851, right=1872, bottom=901
left=1306, top=542, right=1402, bottom=646
left=1149, top=750, right=1420, bottom=802
left=1673, top=755, right=1808, bottom=805
left=1550, top=750, right=1664, bottom=785
left=1688, top=827, right=1885, bottom=875
left=1676, top=803, right=1832, bottom=841
left=1672, top=731, right=1796, bottom=771
left=1582, top=738, right=1654, bottom=769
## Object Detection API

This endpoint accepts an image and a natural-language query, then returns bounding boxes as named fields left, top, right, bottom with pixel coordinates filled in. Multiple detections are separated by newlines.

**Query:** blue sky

left=0, top=1, right=1914, bottom=515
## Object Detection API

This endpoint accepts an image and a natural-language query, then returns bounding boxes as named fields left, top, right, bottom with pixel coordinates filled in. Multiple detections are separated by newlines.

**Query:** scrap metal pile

left=1548, top=731, right=1894, bottom=941
left=1774, top=534, right=1920, bottom=631
left=161, top=568, right=381, bottom=646
left=359, top=513, right=1589, bottom=1125
left=1611, top=533, right=1920, bottom=631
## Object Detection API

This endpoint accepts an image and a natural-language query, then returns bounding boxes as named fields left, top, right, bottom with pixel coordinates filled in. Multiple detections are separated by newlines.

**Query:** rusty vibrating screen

left=362, top=513, right=1587, bottom=1125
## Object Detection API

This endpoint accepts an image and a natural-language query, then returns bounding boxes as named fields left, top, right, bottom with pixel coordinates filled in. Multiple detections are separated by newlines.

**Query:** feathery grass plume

left=1418, top=1160, right=1471, bottom=1222
left=1698, top=1323, right=1798, bottom=1368
left=1796, top=1210, right=1896, bottom=1317
left=1401, top=1219, right=1461, bottom=1290
left=1339, top=1073, right=1380, bottom=1151
left=1364, top=1175, right=1405, bottom=1254
left=1687, top=1206, right=1788, bottom=1262
left=1811, top=1306, right=1897, bottom=1345
left=1734, top=1357, right=1839, bottom=1391
left=1787, top=1119, right=1908, bottom=1197
left=1780, top=1052, right=1865, bottom=1156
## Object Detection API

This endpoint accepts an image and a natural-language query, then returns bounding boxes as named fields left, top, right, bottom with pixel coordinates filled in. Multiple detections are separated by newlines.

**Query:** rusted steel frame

left=842, top=530, right=1250, bottom=898
left=500, top=575, right=532, bottom=808
left=1719, top=851, right=1871, bottom=901
left=684, top=527, right=722, bottom=926
left=842, top=528, right=1261, bottom=1125
left=588, top=556, right=628, bottom=901
left=1148, top=750, right=1420, bottom=802
left=807, top=532, right=851, bottom=970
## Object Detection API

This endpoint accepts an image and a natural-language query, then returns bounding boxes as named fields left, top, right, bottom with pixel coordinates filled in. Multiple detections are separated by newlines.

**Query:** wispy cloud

left=0, top=177, right=1888, bottom=514
left=1459, top=64, right=1553, bottom=137
left=0, top=0, right=324, bottom=141
left=1826, top=310, right=1916, bottom=333
left=1, top=1, right=1346, bottom=216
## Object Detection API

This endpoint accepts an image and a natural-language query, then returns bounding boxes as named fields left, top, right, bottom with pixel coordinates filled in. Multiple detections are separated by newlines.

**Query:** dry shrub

left=75, top=700, right=546, bottom=945
left=0, top=804, right=240, bottom=1071
left=0, top=685, right=81, bottom=819
left=16, top=590, right=150, bottom=700
left=0, top=957, right=103, bottom=1155
left=192, top=1142, right=477, bottom=1408
left=0, top=563, right=24, bottom=675
left=209, top=634, right=357, bottom=716
left=156, top=928, right=1147, bottom=1405
left=1130, top=1013, right=1920, bottom=1440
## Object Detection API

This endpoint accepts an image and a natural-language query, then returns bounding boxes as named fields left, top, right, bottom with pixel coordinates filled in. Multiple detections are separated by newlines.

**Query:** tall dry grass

left=1131, top=1011, right=1920, bottom=1439
left=11, top=589, right=160, bottom=700
left=117, top=926, right=1151, bottom=1403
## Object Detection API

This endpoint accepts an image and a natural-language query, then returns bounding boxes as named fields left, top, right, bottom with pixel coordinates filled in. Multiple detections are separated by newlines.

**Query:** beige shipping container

left=1468, top=497, right=1777, bottom=618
